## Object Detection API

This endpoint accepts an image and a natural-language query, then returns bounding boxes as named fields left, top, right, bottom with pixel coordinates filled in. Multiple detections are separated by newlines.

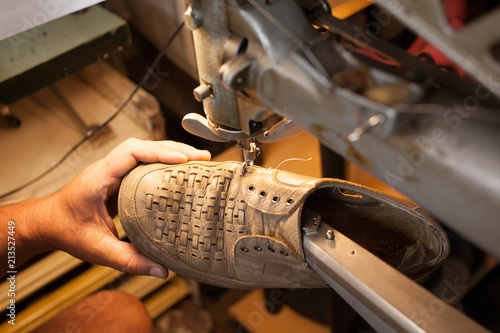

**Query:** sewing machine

left=180, top=0, right=500, bottom=331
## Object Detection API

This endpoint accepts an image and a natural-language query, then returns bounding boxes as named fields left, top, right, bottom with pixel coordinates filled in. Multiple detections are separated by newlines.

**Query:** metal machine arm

left=303, top=222, right=488, bottom=333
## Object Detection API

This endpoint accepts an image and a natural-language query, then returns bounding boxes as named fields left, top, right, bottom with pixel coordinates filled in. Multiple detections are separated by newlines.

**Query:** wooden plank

left=76, top=61, right=136, bottom=102
left=52, top=74, right=118, bottom=128
left=144, top=277, right=192, bottom=319
left=0, top=61, right=160, bottom=205
left=0, top=216, right=123, bottom=309
left=117, top=274, right=177, bottom=300
left=76, top=61, right=164, bottom=138
left=0, top=265, right=123, bottom=332
left=0, top=252, right=83, bottom=309
left=30, top=86, right=87, bottom=134
left=229, top=290, right=329, bottom=333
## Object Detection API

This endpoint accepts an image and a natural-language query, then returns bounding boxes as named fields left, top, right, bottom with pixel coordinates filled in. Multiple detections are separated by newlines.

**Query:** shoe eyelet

left=259, top=190, right=267, bottom=198
left=272, top=195, right=280, bottom=203
left=254, top=246, right=262, bottom=251
left=268, top=247, right=275, bottom=253
left=241, top=247, right=249, bottom=253
left=280, top=250, right=289, bottom=257
left=286, top=198, right=294, bottom=206
left=248, top=185, right=255, bottom=192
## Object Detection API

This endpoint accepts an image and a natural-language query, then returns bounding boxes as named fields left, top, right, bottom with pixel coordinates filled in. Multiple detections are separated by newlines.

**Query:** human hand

left=35, top=138, right=211, bottom=278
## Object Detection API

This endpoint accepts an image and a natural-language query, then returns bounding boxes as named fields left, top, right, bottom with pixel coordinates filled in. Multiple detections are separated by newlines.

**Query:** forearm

left=0, top=197, right=54, bottom=276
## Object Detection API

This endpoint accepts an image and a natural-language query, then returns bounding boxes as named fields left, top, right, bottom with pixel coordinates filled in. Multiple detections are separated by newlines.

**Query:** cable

left=0, top=21, right=185, bottom=200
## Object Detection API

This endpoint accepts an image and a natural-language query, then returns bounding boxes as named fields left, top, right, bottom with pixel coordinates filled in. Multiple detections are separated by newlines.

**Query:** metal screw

left=325, top=229, right=334, bottom=240
left=193, top=84, right=212, bottom=102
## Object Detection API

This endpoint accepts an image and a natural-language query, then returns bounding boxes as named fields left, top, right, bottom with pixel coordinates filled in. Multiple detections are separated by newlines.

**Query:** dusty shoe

left=118, top=161, right=449, bottom=289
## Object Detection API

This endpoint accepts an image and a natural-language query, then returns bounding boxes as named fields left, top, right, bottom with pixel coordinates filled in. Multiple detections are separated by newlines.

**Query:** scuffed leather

left=119, top=161, right=449, bottom=289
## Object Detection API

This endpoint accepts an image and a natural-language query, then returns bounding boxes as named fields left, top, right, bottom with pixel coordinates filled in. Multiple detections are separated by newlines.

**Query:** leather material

left=118, top=161, right=449, bottom=289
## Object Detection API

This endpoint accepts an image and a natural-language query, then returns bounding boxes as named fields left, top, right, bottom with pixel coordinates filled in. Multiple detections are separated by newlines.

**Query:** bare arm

left=0, top=138, right=211, bottom=278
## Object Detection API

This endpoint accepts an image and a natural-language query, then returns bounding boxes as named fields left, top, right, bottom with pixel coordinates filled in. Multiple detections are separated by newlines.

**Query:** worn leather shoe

left=118, top=161, right=449, bottom=289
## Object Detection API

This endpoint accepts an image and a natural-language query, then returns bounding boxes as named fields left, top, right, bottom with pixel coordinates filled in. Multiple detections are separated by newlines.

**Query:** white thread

left=271, top=157, right=313, bottom=193
left=275, top=157, right=312, bottom=171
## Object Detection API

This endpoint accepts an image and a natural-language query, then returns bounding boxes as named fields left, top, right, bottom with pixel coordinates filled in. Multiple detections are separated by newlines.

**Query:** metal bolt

left=193, top=84, right=212, bottom=102
left=325, top=229, right=334, bottom=240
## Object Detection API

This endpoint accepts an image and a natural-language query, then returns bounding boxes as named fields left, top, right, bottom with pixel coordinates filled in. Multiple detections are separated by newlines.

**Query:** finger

left=89, top=236, right=169, bottom=278
left=102, top=139, right=188, bottom=180
left=127, top=138, right=211, bottom=163
left=157, top=141, right=211, bottom=161
left=104, top=138, right=211, bottom=180
left=92, top=138, right=211, bottom=196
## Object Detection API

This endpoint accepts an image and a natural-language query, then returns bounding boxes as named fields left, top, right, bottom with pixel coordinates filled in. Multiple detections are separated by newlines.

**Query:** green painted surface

left=0, top=5, right=126, bottom=82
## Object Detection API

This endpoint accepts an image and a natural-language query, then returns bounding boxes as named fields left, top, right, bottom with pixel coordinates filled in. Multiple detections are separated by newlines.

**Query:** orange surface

left=328, top=0, right=373, bottom=19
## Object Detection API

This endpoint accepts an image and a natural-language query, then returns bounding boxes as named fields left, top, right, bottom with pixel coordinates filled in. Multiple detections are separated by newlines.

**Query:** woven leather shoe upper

left=119, top=161, right=449, bottom=289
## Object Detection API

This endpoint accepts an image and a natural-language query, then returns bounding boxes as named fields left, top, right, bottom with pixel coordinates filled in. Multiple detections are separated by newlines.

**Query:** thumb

left=96, top=236, right=169, bottom=279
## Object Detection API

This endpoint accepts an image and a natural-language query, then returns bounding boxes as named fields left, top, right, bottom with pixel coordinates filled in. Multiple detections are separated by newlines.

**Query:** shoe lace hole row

left=242, top=246, right=284, bottom=254
left=249, top=187, right=292, bottom=205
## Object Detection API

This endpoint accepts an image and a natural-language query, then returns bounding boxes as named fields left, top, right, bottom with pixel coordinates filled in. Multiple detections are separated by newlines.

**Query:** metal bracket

left=302, top=222, right=488, bottom=333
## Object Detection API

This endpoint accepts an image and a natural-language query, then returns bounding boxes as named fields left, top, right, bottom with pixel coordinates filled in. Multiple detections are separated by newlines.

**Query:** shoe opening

left=302, top=187, right=447, bottom=279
